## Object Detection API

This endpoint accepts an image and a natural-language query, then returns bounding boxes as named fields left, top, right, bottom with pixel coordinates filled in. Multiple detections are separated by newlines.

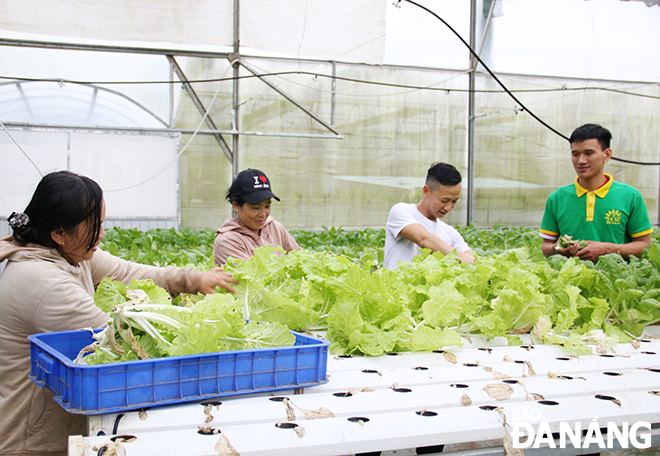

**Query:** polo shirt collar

left=575, top=174, right=613, bottom=198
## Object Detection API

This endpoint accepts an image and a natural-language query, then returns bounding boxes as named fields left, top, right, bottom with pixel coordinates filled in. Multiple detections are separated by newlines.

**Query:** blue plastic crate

left=28, top=328, right=329, bottom=415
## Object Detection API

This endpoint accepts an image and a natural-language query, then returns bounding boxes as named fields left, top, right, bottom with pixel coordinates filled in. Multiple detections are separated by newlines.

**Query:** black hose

left=399, top=0, right=660, bottom=166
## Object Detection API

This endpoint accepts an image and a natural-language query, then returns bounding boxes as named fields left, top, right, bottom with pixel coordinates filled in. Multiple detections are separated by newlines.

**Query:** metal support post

left=467, top=0, right=478, bottom=226
left=167, top=55, right=233, bottom=163
left=331, top=60, right=337, bottom=127
left=232, top=0, right=240, bottom=178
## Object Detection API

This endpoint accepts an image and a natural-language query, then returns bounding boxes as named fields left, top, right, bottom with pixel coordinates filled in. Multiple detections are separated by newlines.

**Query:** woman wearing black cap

left=213, top=169, right=301, bottom=265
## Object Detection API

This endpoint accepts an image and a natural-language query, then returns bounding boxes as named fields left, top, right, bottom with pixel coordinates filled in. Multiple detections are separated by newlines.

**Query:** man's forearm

left=417, top=233, right=455, bottom=256
left=592, top=240, right=648, bottom=260
left=542, top=241, right=557, bottom=258
left=416, top=232, right=475, bottom=264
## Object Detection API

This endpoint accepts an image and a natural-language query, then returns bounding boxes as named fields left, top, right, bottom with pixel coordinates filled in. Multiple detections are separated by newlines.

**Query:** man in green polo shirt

left=540, top=124, right=652, bottom=261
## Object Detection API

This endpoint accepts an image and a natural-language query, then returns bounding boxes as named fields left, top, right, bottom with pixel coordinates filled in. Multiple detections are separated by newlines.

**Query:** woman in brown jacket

left=0, top=170, right=237, bottom=456
left=213, top=169, right=301, bottom=265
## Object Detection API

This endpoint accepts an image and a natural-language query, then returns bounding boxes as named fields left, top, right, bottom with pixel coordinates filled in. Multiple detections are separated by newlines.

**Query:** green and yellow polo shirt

left=540, top=174, right=652, bottom=244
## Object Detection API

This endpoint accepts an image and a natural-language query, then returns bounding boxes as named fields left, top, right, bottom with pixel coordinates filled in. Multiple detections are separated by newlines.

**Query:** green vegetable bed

left=98, top=225, right=660, bottom=357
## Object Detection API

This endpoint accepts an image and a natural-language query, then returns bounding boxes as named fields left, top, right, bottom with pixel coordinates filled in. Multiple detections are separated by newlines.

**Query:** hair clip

left=8, top=212, right=30, bottom=229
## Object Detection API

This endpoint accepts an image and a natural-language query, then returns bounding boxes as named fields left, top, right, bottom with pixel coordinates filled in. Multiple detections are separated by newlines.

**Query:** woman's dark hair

left=12, top=170, right=103, bottom=253
left=225, top=187, right=245, bottom=207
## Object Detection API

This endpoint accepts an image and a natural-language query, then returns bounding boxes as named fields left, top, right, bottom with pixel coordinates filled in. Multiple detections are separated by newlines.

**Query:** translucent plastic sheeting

left=0, top=130, right=181, bottom=225
left=176, top=56, right=660, bottom=230
left=2, top=1, right=659, bottom=80
left=0, top=0, right=390, bottom=64
left=0, top=81, right=166, bottom=127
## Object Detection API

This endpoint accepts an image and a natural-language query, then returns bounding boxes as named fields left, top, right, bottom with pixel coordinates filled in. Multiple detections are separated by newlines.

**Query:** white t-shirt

left=383, top=202, right=471, bottom=270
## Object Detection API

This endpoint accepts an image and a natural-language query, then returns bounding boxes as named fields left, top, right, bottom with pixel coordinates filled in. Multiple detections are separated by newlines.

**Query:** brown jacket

left=0, top=237, right=205, bottom=456
left=213, top=216, right=301, bottom=265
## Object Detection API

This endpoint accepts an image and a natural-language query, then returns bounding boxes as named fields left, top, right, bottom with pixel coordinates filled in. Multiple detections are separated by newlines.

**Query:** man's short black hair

left=569, top=124, right=612, bottom=150
left=426, top=162, right=462, bottom=187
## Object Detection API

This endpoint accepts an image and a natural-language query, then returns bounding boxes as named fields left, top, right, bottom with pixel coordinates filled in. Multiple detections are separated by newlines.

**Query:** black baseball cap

left=229, top=169, right=280, bottom=204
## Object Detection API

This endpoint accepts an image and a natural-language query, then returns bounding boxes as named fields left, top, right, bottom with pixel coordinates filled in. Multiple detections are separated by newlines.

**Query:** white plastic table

left=69, top=329, right=660, bottom=456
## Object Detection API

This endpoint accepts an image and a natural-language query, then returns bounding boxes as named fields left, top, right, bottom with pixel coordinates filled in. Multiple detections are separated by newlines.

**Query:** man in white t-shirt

left=383, top=162, right=475, bottom=270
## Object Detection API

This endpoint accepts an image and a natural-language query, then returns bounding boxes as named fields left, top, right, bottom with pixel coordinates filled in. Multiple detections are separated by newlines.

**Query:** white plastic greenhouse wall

left=1, top=0, right=659, bottom=234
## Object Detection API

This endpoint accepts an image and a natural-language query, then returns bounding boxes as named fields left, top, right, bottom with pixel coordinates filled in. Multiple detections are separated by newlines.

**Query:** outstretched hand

left=199, top=267, right=238, bottom=294
left=576, top=241, right=611, bottom=263
left=554, top=242, right=582, bottom=258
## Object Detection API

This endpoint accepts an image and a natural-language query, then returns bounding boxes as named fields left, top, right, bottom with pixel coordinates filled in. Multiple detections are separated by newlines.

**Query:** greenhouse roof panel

left=0, top=80, right=166, bottom=128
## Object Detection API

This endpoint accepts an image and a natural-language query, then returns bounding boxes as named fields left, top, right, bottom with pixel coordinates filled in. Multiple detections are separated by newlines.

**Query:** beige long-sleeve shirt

left=0, top=237, right=205, bottom=456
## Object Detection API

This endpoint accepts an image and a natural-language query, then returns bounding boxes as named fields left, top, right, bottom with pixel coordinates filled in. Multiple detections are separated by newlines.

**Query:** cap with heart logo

left=228, top=169, right=280, bottom=204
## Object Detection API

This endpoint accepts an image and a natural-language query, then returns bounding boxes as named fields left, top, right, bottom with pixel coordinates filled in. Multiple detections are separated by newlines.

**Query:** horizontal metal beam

left=0, top=122, right=344, bottom=139
left=0, top=38, right=232, bottom=59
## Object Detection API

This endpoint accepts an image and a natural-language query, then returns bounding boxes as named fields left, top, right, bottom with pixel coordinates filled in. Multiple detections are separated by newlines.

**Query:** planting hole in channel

left=600, top=354, right=615, bottom=358
left=361, top=369, right=380, bottom=374
left=333, top=391, right=353, bottom=397
left=416, top=410, right=438, bottom=417
left=200, top=400, right=222, bottom=407
left=641, top=351, right=657, bottom=355
left=595, top=394, right=618, bottom=402
left=269, top=396, right=290, bottom=402
left=556, top=357, right=572, bottom=361
left=110, top=435, right=137, bottom=442
left=432, top=349, right=445, bottom=354
left=479, top=405, right=499, bottom=411
left=603, top=372, right=622, bottom=376
left=197, top=428, right=220, bottom=435
left=558, top=375, right=573, bottom=380
left=520, top=345, right=535, bottom=350
left=450, top=383, right=469, bottom=389
left=647, top=368, right=660, bottom=373
left=538, top=400, right=559, bottom=406
left=392, top=387, right=412, bottom=393
left=337, top=354, right=353, bottom=359
left=463, top=363, right=479, bottom=367
left=412, top=366, right=429, bottom=371
left=275, top=422, right=299, bottom=429
left=478, top=347, right=492, bottom=353
left=385, top=352, right=401, bottom=356
left=348, top=417, right=370, bottom=423
left=503, top=380, right=519, bottom=384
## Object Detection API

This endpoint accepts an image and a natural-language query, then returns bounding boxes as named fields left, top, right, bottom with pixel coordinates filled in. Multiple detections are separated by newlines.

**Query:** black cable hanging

left=2, top=74, right=659, bottom=100
left=399, top=0, right=660, bottom=166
